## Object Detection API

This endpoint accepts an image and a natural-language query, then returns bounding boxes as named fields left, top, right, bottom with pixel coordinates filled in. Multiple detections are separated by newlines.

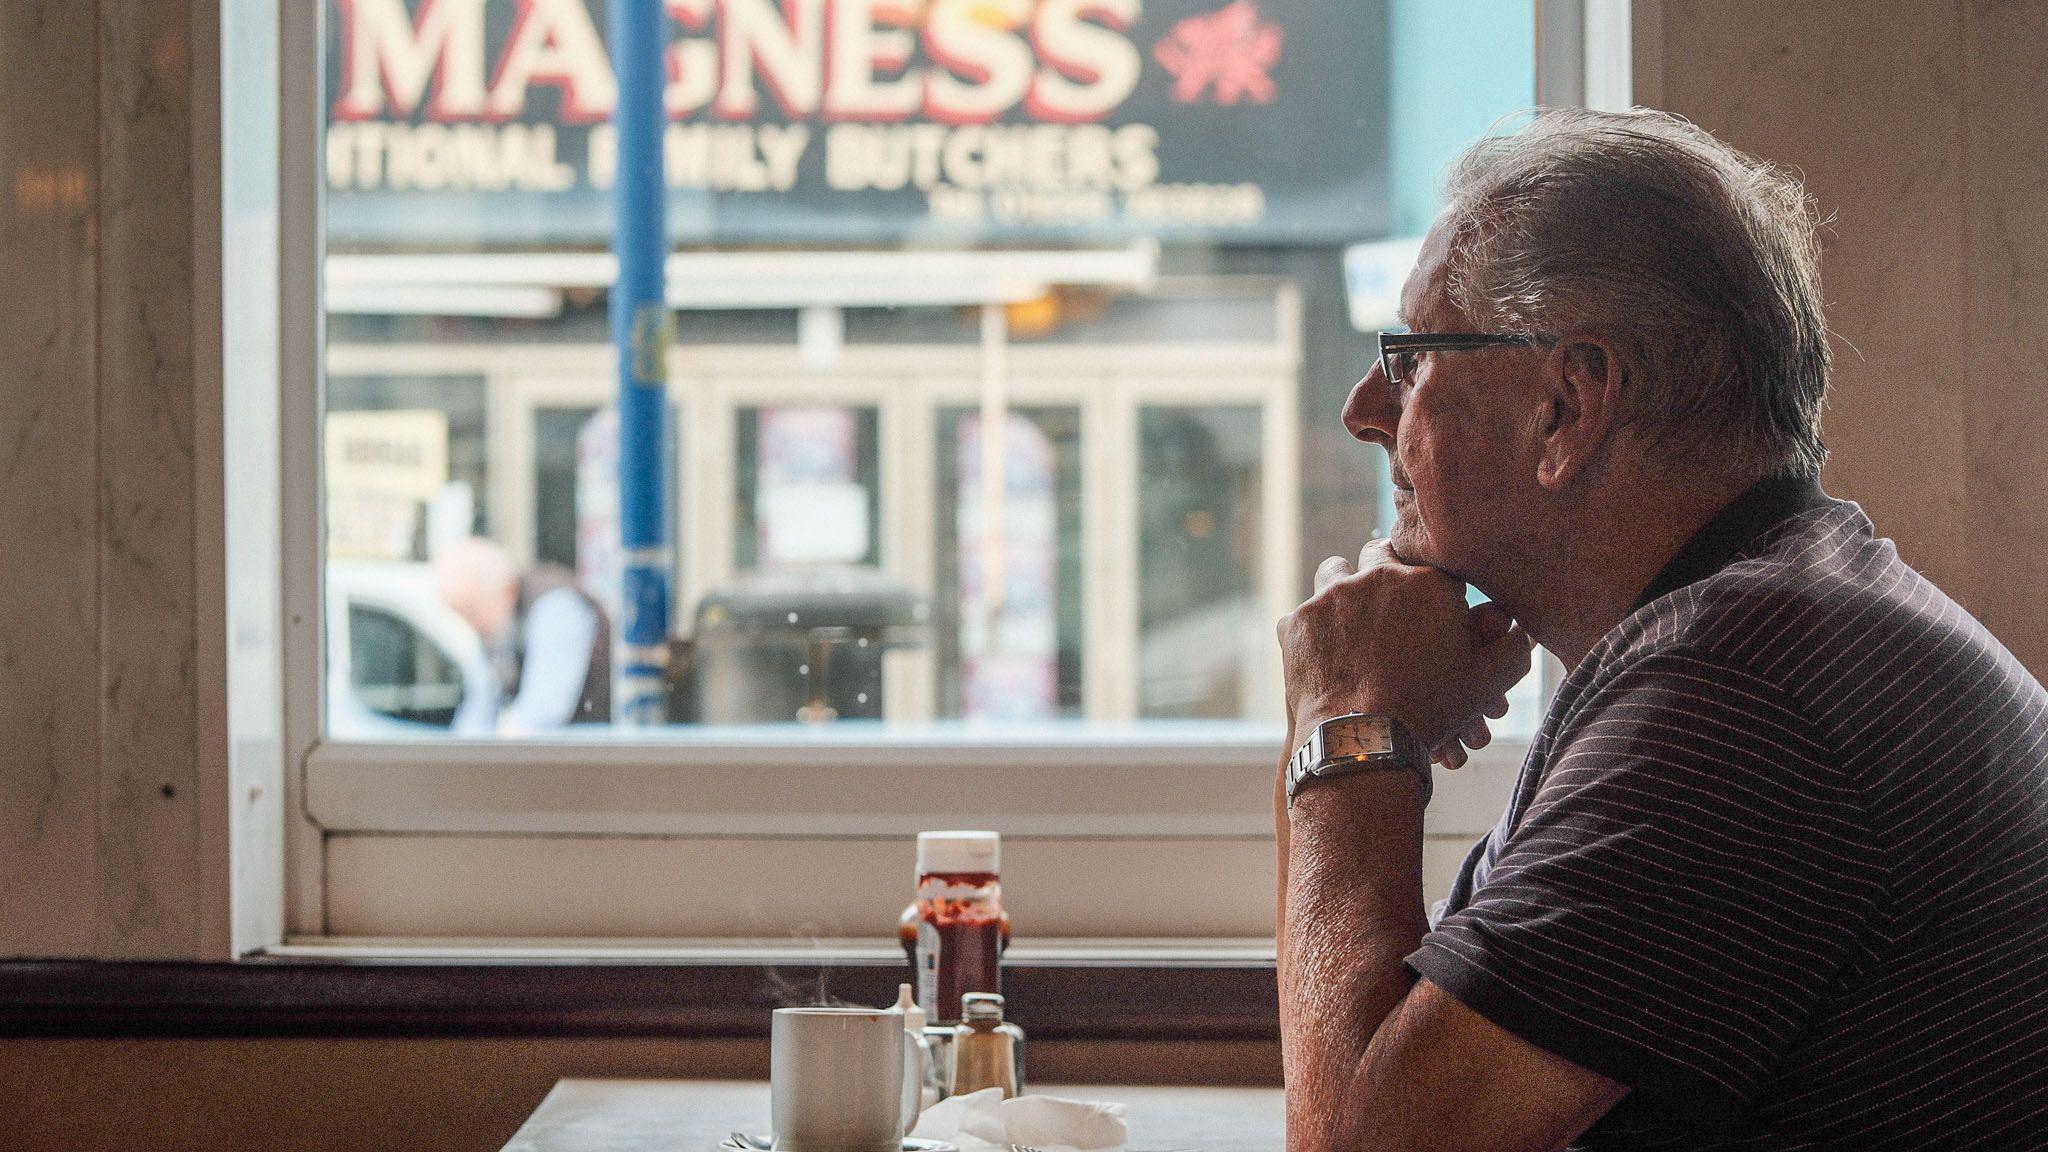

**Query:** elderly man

left=1275, top=109, right=2048, bottom=1149
left=433, top=536, right=612, bottom=732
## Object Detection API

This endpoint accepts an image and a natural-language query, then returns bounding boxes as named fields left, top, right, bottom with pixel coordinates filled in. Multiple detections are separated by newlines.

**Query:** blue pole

left=610, top=0, right=670, bottom=726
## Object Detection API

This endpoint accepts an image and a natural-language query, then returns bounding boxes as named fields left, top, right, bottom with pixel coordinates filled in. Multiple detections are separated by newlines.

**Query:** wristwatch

left=1285, top=713, right=1432, bottom=812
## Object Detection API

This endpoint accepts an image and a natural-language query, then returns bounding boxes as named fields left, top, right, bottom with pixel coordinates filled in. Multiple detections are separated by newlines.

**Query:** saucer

left=720, top=1131, right=958, bottom=1139
left=720, top=1140, right=956, bottom=1152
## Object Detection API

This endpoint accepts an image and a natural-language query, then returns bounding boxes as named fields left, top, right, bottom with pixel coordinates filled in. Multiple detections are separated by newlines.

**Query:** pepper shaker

left=948, top=992, right=1024, bottom=1099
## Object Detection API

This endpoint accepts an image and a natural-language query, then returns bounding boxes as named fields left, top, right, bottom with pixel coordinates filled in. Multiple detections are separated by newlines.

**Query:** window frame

left=269, top=0, right=1619, bottom=943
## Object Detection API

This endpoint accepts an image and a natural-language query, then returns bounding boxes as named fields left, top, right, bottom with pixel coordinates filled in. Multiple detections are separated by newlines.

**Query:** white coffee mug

left=770, top=1007, right=924, bottom=1152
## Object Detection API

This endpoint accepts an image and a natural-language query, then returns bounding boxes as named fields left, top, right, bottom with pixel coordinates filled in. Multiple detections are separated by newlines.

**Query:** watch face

left=1325, top=716, right=1394, bottom=759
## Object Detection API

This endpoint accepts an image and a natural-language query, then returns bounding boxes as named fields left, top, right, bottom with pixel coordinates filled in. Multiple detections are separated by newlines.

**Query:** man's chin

left=1389, top=523, right=1473, bottom=583
left=1387, top=521, right=1428, bottom=567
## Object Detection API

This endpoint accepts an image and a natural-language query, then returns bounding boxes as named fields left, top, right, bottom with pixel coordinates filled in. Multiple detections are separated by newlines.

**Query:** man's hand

left=1279, top=540, right=1532, bottom=765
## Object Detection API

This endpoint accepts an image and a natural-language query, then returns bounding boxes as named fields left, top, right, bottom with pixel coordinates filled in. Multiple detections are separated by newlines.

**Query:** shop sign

left=326, top=409, right=451, bottom=561
left=325, top=0, right=1389, bottom=246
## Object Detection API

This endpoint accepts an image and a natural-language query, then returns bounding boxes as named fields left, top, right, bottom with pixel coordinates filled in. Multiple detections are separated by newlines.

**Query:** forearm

left=1274, top=752, right=1292, bottom=973
left=1279, top=775, right=1430, bottom=1151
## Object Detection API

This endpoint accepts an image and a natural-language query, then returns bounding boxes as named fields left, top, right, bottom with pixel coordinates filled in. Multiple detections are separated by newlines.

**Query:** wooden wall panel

left=94, top=0, right=204, bottom=958
left=0, top=0, right=214, bottom=958
left=0, top=0, right=107, bottom=958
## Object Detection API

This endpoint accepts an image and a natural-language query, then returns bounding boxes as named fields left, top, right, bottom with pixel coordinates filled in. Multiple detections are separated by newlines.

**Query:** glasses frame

left=1377, top=329, right=1543, bottom=387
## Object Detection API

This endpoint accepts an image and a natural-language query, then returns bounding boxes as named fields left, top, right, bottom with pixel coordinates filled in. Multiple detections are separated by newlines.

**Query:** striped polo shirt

left=1408, top=477, right=2048, bottom=1149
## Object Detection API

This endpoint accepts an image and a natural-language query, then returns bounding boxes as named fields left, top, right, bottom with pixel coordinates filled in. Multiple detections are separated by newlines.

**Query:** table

left=503, top=1079, right=1285, bottom=1152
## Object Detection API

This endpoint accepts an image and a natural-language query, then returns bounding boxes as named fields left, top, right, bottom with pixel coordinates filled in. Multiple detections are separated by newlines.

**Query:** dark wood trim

left=0, top=958, right=1278, bottom=1041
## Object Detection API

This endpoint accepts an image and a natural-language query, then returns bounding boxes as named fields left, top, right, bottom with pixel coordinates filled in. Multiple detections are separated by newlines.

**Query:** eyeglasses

left=1377, top=328, right=1544, bottom=387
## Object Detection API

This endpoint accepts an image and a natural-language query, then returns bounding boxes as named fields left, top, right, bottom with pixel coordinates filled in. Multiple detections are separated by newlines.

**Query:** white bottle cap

left=894, top=982, right=926, bottom=1034
left=916, top=830, right=1000, bottom=876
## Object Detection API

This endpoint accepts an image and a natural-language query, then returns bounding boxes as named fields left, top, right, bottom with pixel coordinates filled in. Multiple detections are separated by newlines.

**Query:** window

left=345, top=605, right=465, bottom=725
left=279, top=0, right=1604, bottom=942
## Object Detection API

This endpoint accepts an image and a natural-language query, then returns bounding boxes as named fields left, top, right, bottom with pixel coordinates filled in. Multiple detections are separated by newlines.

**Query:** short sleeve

left=1405, top=649, right=1883, bottom=1121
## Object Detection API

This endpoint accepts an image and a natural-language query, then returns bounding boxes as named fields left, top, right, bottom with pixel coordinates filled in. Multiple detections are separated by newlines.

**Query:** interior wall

left=1640, top=0, right=2048, bottom=677
left=0, top=0, right=236, bottom=960
left=0, top=0, right=105, bottom=961
left=1956, top=2, right=2048, bottom=679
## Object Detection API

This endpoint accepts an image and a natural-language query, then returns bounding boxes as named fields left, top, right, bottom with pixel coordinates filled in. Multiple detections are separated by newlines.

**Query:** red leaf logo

left=1153, top=0, right=1286, bottom=105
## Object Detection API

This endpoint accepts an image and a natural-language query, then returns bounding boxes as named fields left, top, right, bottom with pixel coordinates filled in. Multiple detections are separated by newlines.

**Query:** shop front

left=320, top=0, right=1410, bottom=734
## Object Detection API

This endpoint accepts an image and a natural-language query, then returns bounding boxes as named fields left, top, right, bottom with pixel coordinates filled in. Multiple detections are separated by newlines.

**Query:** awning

left=324, top=243, right=1160, bottom=316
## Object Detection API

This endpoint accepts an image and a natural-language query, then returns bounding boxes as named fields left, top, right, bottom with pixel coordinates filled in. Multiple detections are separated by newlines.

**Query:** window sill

left=304, top=735, right=1528, bottom=838
left=268, top=935, right=1276, bottom=966
left=0, top=939, right=1278, bottom=1041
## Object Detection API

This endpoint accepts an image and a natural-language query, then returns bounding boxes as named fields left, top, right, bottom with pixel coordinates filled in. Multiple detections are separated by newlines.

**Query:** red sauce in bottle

left=900, top=836, right=1010, bottom=1022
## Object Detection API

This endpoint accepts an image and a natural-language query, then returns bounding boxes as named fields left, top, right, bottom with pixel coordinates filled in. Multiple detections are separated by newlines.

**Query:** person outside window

left=433, top=536, right=612, bottom=734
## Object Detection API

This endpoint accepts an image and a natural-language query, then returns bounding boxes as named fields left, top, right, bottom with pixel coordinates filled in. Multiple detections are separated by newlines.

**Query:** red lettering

left=487, top=0, right=619, bottom=123
left=1026, top=0, right=1141, bottom=124
left=328, top=0, right=1143, bottom=128
left=823, top=0, right=924, bottom=122
left=921, top=0, right=1033, bottom=126
left=333, top=0, right=488, bottom=121
left=716, top=0, right=827, bottom=120
left=665, top=0, right=718, bottom=116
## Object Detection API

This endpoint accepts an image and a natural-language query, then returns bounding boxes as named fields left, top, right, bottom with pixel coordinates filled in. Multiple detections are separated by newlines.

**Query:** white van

left=325, top=562, right=500, bottom=738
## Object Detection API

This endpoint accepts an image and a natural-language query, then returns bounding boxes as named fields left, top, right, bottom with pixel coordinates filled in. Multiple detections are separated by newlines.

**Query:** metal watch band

left=1285, top=713, right=1432, bottom=811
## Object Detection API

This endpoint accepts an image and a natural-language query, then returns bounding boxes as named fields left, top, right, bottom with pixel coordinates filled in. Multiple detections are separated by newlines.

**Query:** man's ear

left=1537, top=336, right=1626, bottom=491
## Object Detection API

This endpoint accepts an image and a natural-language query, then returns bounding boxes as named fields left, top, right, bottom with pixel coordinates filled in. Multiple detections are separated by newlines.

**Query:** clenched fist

left=1279, top=539, right=1533, bottom=771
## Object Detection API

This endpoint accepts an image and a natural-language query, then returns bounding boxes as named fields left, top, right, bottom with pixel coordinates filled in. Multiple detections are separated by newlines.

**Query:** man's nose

left=1341, top=360, right=1400, bottom=448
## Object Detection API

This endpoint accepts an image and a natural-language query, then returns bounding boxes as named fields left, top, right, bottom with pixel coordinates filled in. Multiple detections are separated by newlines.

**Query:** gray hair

left=1439, top=108, right=1830, bottom=480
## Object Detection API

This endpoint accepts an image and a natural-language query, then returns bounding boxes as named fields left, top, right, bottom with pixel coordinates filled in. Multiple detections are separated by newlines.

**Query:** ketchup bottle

left=898, top=830, right=1010, bottom=1023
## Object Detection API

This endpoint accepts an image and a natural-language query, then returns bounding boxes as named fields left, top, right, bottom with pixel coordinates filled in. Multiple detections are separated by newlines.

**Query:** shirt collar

left=1632, top=474, right=1833, bottom=610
